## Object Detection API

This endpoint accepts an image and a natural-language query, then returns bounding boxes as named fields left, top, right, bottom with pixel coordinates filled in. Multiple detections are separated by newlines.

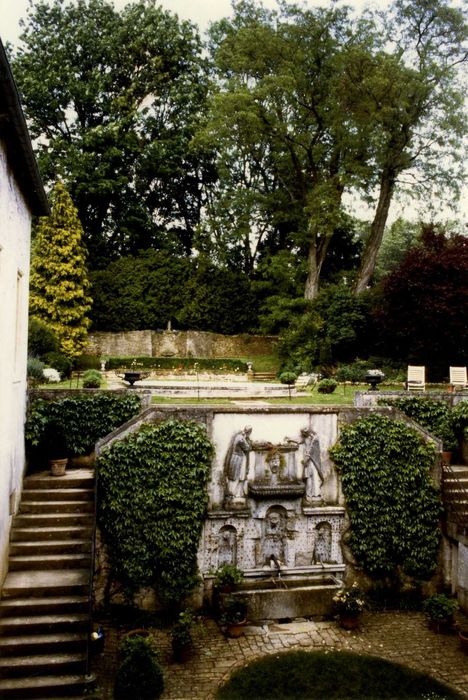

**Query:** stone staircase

left=442, top=464, right=468, bottom=536
left=0, top=469, right=96, bottom=699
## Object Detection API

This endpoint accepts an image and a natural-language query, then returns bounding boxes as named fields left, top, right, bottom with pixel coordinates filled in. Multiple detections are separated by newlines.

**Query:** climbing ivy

left=26, top=393, right=141, bottom=456
left=97, top=420, right=213, bottom=603
left=330, top=414, right=441, bottom=580
left=378, top=396, right=457, bottom=450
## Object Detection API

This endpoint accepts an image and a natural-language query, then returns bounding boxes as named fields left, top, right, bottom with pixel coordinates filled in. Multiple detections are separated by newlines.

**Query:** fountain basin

left=221, top=574, right=342, bottom=622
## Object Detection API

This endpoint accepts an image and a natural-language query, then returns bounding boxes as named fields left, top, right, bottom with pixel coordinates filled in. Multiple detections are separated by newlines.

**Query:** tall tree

left=30, top=182, right=92, bottom=358
left=202, top=1, right=376, bottom=299
left=354, top=0, right=467, bottom=292
left=11, top=0, right=211, bottom=264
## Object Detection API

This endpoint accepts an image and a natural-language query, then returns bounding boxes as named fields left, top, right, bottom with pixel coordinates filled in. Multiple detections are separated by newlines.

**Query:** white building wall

left=0, top=138, right=32, bottom=585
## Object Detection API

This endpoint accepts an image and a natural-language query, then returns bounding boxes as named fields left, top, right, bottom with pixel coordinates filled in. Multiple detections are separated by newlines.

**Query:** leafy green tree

left=374, top=218, right=421, bottom=281
left=354, top=0, right=467, bottom=291
left=202, top=2, right=377, bottom=300
left=90, top=250, right=191, bottom=331
left=11, top=0, right=211, bottom=264
left=29, top=182, right=92, bottom=358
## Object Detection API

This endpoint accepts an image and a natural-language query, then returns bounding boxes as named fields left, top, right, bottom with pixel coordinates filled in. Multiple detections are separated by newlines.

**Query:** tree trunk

left=304, top=238, right=320, bottom=300
left=354, top=172, right=396, bottom=294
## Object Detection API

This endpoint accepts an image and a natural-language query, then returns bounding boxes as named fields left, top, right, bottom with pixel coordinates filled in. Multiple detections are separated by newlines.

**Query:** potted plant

left=423, top=594, right=458, bottom=633
left=213, top=564, right=244, bottom=593
left=364, top=369, right=385, bottom=391
left=43, top=420, right=69, bottom=476
left=438, top=421, right=458, bottom=465
left=171, top=610, right=194, bottom=662
left=219, top=595, right=248, bottom=638
left=333, top=582, right=367, bottom=630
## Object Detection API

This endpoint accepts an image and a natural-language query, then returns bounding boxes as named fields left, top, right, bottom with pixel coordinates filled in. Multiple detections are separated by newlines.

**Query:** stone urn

left=364, top=372, right=385, bottom=391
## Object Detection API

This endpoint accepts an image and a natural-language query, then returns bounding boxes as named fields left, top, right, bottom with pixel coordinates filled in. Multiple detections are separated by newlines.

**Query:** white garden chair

left=449, top=366, right=467, bottom=390
left=406, top=365, right=426, bottom=392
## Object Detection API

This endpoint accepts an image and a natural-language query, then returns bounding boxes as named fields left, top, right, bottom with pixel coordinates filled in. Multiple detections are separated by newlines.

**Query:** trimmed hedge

left=104, top=357, right=248, bottom=372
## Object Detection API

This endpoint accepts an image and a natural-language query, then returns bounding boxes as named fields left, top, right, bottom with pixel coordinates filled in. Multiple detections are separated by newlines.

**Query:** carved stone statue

left=300, top=427, right=324, bottom=504
left=313, top=521, right=332, bottom=564
left=224, top=426, right=252, bottom=508
left=261, top=507, right=287, bottom=567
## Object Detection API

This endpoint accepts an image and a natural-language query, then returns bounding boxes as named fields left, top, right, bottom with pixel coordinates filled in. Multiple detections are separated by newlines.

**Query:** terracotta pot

left=458, top=630, right=468, bottom=654
left=428, top=618, right=453, bottom=634
left=441, top=451, right=452, bottom=465
left=339, top=614, right=360, bottom=630
left=225, top=619, right=246, bottom=638
left=49, top=458, right=68, bottom=476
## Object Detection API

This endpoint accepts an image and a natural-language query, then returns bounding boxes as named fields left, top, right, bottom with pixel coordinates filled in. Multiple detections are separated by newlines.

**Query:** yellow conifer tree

left=30, top=182, right=92, bottom=358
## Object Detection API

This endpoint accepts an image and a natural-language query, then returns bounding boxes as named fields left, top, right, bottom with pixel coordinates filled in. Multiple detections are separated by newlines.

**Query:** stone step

left=19, top=501, right=94, bottom=514
left=21, top=489, right=94, bottom=503
left=24, top=471, right=94, bottom=491
left=8, top=554, right=92, bottom=571
left=1, top=570, right=89, bottom=599
left=0, top=596, right=88, bottom=618
left=0, top=653, right=86, bottom=679
left=10, top=527, right=92, bottom=542
left=9, top=540, right=91, bottom=556
left=0, top=672, right=95, bottom=698
left=0, top=613, right=89, bottom=635
left=12, top=514, right=93, bottom=529
left=0, top=632, right=87, bottom=656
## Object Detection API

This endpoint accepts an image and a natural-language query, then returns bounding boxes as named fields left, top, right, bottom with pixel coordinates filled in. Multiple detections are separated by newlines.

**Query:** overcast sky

left=0, top=0, right=393, bottom=45
left=0, top=0, right=465, bottom=223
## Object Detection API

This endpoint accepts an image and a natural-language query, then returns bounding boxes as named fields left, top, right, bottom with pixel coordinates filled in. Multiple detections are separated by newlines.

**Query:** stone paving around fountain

left=91, top=610, right=468, bottom=699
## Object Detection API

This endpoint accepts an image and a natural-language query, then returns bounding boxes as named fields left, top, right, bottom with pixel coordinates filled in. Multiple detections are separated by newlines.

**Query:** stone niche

left=199, top=411, right=345, bottom=619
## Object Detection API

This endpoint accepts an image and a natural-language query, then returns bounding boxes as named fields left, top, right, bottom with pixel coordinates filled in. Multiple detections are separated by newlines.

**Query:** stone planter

left=428, top=618, right=454, bottom=634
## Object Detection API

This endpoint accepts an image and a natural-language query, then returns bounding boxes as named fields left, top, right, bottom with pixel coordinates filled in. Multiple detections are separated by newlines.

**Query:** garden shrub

left=82, top=369, right=102, bottom=388
left=25, top=393, right=141, bottom=457
left=317, top=378, right=337, bottom=394
left=114, top=636, right=164, bottom=700
left=27, top=357, right=45, bottom=385
left=378, top=396, right=457, bottom=451
left=98, top=420, right=213, bottom=603
left=42, top=368, right=61, bottom=383
left=28, top=317, right=58, bottom=356
left=105, top=356, right=248, bottom=373
left=41, top=351, right=73, bottom=379
left=330, top=414, right=441, bottom=580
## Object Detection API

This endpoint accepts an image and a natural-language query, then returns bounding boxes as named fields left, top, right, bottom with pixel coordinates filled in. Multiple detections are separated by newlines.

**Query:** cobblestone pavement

left=90, top=611, right=468, bottom=699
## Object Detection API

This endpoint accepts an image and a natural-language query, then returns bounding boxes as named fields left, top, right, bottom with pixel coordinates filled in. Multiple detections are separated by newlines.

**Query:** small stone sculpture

left=300, top=427, right=324, bottom=504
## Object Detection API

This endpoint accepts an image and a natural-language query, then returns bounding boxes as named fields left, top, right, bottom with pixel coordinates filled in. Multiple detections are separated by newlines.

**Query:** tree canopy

left=12, top=0, right=211, bottom=265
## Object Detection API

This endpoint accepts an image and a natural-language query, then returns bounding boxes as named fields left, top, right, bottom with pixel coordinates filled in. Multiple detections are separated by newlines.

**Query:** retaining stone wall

left=86, top=330, right=276, bottom=359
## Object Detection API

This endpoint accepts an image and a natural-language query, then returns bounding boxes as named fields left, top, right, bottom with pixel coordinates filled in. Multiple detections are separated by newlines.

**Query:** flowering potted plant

left=333, top=582, right=366, bottom=629
left=364, top=369, right=385, bottom=391
left=219, top=595, right=248, bottom=638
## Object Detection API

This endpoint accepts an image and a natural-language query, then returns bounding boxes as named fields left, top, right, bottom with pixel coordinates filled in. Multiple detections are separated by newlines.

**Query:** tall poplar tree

left=30, top=182, right=92, bottom=358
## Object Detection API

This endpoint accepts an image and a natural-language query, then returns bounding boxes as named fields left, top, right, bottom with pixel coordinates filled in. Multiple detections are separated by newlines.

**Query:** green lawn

left=216, top=650, right=462, bottom=700
left=150, top=384, right=381, bottom=405
left=38, top=378, right=108, bottom=390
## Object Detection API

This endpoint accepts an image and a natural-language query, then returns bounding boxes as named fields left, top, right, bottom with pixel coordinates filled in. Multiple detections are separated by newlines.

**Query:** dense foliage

left=29, top=182, right=92, bottom=358
left=25, top=393, right=141, bottom=457
left=378, top=394, right=457, bottom=450
left=12, top=0, right=211, bottom=264
left=330, top=414, right=441, bottom=580
left=374, top=226, right=468, bottom=377
left=114, top=636, right=164, bottom=700
left=97, top=420, right=213, bottom=602
left=104, top=357, right=249, bottom=373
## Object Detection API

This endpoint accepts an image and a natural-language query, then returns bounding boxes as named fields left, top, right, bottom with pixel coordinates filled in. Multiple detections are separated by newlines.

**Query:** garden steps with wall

left=0, top=469, right=96, bottom=699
